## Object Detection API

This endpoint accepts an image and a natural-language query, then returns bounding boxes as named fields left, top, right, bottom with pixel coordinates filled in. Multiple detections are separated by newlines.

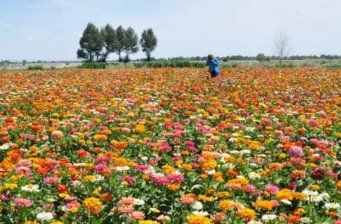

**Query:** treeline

left=77, top=23, right=157, bottom=62
left=177, top=54, right=341, bottom=62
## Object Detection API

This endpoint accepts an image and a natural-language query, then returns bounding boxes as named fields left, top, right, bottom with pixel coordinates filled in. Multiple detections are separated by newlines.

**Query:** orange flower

left=287, top=215, right=301, bottom=223
left=93, top=134, right=107, bottom=142
left=135, top=125, right=145, bottom=133
left=255, top=200, right=274, bottom=210
left=187, top=214, right=212, bottom=224
left=237, top=208, right=256, bottom=220
left=83, top=197, right=102, bottom=215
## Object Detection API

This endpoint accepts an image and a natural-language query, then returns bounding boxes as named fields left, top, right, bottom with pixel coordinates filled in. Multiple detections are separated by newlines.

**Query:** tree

left=100, top=24, right=117, bottom=62
left=273, top=32, right=291, bottom=67
left=123, top=27, right=139, bottom=62
left=140, top=28, right=157, bottom=61
left=114, top=26, right=126, bottom=62
left=77, top=23, right=104, bottom=62
left=256, top=53, right=269, bottom=63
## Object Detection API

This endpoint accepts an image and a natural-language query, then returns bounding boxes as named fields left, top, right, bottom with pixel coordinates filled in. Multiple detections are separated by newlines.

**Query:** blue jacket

left=206, top=57, right=220, bottom=75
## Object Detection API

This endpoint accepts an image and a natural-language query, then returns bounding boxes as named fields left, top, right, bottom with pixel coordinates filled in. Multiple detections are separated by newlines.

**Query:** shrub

left=27, top=66, right=44, bottom=70
left=78, top=62, right=107, bottom=69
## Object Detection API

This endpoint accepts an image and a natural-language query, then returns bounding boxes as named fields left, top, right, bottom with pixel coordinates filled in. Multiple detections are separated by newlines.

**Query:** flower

left=187, top=214, right=212, bottom=224
left=191, top=201, right=203, bottom=211
left=129, top=211, right=145, bottom=220
left=83, top=197, right=102, bottom=215
left=237, top=208, right=256, bottom=221
left=36, top=211, right=54, bottom=221
left=51, top=130, right=64, bottom=140
left=14, top=198, right=32, bottom=207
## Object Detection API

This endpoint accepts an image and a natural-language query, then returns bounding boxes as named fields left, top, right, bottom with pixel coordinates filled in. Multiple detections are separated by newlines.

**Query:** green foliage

left=100, top=24, right=117, bottom=62
left=115, top=26, right=126, bottom=62
left=256, top=53, right=270, bottom=62
left=78, top=62, right=107, bottom=69
left=140, top=28, right=157, bottom=61
left=27, top=65, right=44, bottom=70
left=123, top=27, right=139, bottom=62
left=134, top=60, right=205, bottom=68
left=77, top=23, right=104, bottom=62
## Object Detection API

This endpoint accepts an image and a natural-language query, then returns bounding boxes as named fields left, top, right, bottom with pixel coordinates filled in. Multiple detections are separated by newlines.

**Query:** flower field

left=0, top=68, right=340, bottom=224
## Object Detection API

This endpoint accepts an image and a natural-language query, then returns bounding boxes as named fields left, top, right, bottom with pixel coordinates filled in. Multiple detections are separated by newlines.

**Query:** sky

left=0, top=0, right=341, bottom=61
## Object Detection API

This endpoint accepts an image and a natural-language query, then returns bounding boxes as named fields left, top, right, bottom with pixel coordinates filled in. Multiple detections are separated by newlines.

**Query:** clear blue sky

left=0, top=0, right=340, bottom=61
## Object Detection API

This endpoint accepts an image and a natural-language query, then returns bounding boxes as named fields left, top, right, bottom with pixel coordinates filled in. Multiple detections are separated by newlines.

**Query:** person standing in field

left=206, top=54, right=220, bottom=79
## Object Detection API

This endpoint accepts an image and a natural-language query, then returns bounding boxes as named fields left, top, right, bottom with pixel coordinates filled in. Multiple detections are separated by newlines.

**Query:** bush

left=78, top=62, right=107, bottom=69
left=27, top=66, right=44, bottom=70
left=134, top=61, right=205, bottom=68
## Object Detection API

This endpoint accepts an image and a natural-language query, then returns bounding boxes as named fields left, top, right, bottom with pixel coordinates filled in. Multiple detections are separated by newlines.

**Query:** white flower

left=141, top=156, right=148, bottom=161
left=192, top=211, right=209, bottom=216
left=247, top=221, right=263, bottom=224
left=248, top=172, right=261, bottom=180
left=280, top=199, right=292, bottom=205
left=116, top=166, right=130, bottom=171
left=229, top=137, right=237, bottom=143
left=36, top=212, right=53, bottom=221
left=240, top=150, right=251, bottom=155
left=135, top=199, right=145, bottom=205
left=21, top=184, right=40, bottom=192
left=325, top=203, right=340, bottom=210
left=261, top=214, right=277, bottom=221
left=191, top=201, right=203, bottom=211
left=205, top=170, right=216, bottom=175
left=0, top=143, right=11, bottom=150
left=95, top=175, right=104, bottom=181
left=320, top=192, right=330, bottom=200
left=73, top=163, right=86, bottom=167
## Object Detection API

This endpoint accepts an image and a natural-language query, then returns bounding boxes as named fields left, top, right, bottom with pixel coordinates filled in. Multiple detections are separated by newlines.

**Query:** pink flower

left=129, top=211, right=145, bottom=220
left=135, top=165, right=149, bottom=173
left=289, top=146, right=304, bottom=158
left=43, top=176, right=60, bottom=184
left=14, top=198, right=32, bottom=207
left=119, top=197, right=137, bottom=207
left=51, top=130, right=64, bottom=140
left=180, top=195, right=195, bottom=205
left=244, top=184, right=256, bottom=193
left=264, top=184, right=279, bottom=195
left=65, top=200, right=80, bottom=210
left=167, top=173, right=184, bottom=184
left=118, top=205, right=134, bottom=214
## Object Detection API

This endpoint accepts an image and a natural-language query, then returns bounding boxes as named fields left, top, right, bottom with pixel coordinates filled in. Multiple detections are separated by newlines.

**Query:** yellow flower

left=3, top=183, right=18, bottom=190
left=51, top=222, right=64, bottom=224
left=83, top=197, right=102, bottom=215
left=276, top=189, right=294, bottom=200
left=83, top=175, right=96, bottom=182
left=138, top=221, right=159, bottom=224
left=198, top=195, right=215, bottom=202
left=93, top=134, right=107, bottom=142
left=167, top=184, right=180, bottom=191
left=187, top=214, right=212, bottom=224
left=149, top=208, right=161, bottom=213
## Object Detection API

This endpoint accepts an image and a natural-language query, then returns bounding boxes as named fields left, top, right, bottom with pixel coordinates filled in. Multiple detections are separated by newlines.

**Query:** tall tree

left=77, top=23, right=104, bottom=62
left=140, top=28, right=157, bottom=61
left=100, top=24, right=117, bottom=62
left=274, top=32, right=291, bottom=67
left=114, top=26, right=126, bottom=62
left=123, top=27, right=139, bottom=62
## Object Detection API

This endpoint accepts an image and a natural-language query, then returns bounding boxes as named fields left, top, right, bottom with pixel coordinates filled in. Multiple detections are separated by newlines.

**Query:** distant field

left=0, top=68, right=340, bottom=223
left=1, top=59, right=341, bottom=70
